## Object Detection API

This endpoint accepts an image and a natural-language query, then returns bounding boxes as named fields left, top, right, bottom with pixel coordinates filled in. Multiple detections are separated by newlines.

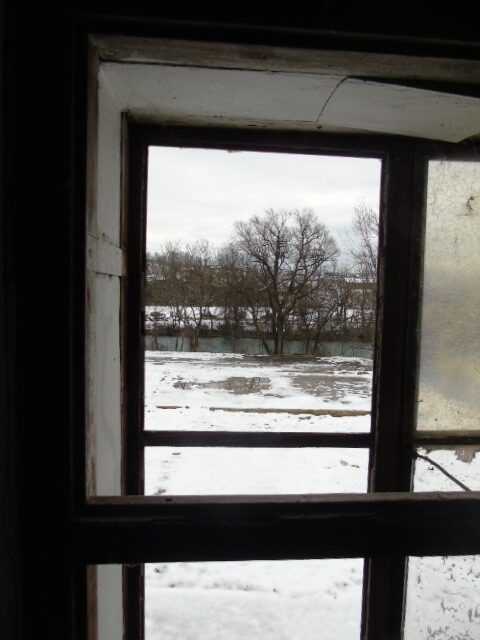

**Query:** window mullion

left=362, top=143, right=428, bottom=640
left=124, top=128, right=148, bottom=497
left=123, top=127, right=149, bottom=640
left=142, top=430, right=371, bottom=448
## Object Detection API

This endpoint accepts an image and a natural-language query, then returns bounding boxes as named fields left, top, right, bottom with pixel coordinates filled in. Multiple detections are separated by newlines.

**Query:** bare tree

left=216, top=244, right=272, bottom=351
left=215, top=245, right=250, bottom=343
left=296, top=273, right=345, bottom=354
left=183, top=240, right=214, bottom=351
left=347, top=203, right=379, bottom=341
left=233, top=208, right=339, bottom=354
left=146, top=243, right=190, bottom=350
left=350, top=203, right=378, bottom=281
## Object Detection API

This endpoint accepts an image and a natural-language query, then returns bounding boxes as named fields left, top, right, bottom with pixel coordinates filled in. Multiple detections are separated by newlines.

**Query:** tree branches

left=146, top=205, right=378, bottom=355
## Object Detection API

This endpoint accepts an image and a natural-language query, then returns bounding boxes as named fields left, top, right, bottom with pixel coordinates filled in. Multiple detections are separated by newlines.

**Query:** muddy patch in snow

left=290, top=373, right=372, bottom=401
left=174, top=376, right=271, bottom=394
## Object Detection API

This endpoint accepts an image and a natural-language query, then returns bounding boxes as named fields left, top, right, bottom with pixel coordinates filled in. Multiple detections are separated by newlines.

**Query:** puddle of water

left=174, top=376, right=271, bottom=394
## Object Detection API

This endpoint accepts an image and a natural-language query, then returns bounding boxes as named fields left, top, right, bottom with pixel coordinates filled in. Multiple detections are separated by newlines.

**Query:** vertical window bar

left=124, top=125, right=148, bottom=496
left=125, top=125, right=423, bottom=640
left=362, top=143, right=428, bottom=639
left=123, top=125, right=149, bottom=640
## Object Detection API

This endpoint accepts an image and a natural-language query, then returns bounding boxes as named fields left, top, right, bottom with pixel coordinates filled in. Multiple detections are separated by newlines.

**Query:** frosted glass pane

left=145, top=559, right=363, bottom=640
left=417, top=160, right=480, bottom=432
left=404, top=555, right=480, bottom=639
left=145, top=447, right=368, bottom=495
left=413, top=446, right=480, bottom=492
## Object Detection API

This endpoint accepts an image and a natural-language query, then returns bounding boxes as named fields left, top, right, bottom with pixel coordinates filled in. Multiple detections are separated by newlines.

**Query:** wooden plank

left=123, top=129, right=148, bottom=496
left=103, top=61, right=343, bottom=126
left=86, top=272, right=123, bottom=496
left=123, top=565, right=144, bottom=640
left=416, top=432, right=480, bottom=446
left=142, top=430, right=371, bottom=448
left=74, top=492, right=480, bottom=563
left=362, top=557, right=407, bottom=640
left=87, top=235, right=125, bottom=277
left=370, top=144, right=421, bottom=492
left=362, top=141, right=429, bottom=639
left=84, top=490, right=480, bottom=509
left=94, top=69, right=122, bottom=245
left=321, top=79, right=480, bottom=142
left=131, top=122, right=394, bottom=158
left=90, top=35, right=480, bottom=85
left=86, top=566, right=98, bottom=640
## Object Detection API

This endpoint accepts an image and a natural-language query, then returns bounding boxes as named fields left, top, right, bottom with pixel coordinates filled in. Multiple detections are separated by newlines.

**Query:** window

left=139, top=139, right=379, bottom=639
left=84, top=34, right=480, bottom=640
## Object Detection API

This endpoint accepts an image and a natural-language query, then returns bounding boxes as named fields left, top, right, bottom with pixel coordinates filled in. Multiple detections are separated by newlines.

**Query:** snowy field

left=145, top=352, right=371, bottom=497
left=145, top=351, right=372, bottom=422
left=145, top=559, right=363, bottom=640
left=144, top=351, right=480, bottom=639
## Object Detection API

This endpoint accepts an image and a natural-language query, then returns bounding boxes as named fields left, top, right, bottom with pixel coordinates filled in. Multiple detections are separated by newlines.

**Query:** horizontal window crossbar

left=142, top=430, right=371, bottom=448
left=415, top=431, right=480, bottom=446
left=134, top=123, right=392, bottom=158
left=75, top=493, right=480, bottom=563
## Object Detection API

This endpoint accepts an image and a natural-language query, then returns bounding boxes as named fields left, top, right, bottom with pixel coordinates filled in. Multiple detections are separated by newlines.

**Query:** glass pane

left=413, top=446, right=480, bottom=492
left=404, top=555, right=480, bottom=639
left=417, top=160, right=480, bottom=432
left=145, top=447, right=368, bottom=495
left=145, top=147, right=381, bottom=438
left=145, top=559, right=363, bottom=640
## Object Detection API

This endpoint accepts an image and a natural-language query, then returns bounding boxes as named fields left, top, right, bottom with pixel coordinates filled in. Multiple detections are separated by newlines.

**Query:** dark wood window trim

left=123, top=124, right=398, bottom=495
left=89, top=122, right=480, bottom=640
left=123, top=126, right=396, bottom=640
left=8, top=8, right=480, bottom=640
left=74, top=33, right=480, bottom=640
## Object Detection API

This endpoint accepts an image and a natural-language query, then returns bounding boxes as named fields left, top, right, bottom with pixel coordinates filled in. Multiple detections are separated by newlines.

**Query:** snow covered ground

left=145, top=559, right=363, bottom=640
left=404, top=555, right=480, bottom=639
left=145, top=351, right=372, bottom=422
left=145, top=447, right=368, bottom=496
left=144, top=351, right=480, bottom=639
left=414, top=447, right=480, bottom=492
left=407, top=451, right=480, bottom=638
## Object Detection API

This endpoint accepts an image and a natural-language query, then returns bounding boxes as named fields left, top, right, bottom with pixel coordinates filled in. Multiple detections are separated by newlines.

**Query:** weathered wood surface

left=74, top=493, right=480, bottom=563
left=142, top=430, right=371, bottom=448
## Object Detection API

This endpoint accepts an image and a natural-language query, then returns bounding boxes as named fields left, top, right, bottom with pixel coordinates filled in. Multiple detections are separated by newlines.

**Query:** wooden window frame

left=83, top=121, right=480, bottom=640
left=74, top=23, right=480, bottom=640
left=8, top=8, right=480, bottom=640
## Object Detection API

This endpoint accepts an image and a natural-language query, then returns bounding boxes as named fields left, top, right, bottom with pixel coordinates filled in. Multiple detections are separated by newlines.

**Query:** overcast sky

left=147, top=146, right=381, bottom=254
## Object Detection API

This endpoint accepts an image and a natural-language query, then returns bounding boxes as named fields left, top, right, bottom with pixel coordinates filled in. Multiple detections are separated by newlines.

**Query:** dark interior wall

left=1, top=2, right=18, bottom=638
left=5, top=4, right=76, bottom=638
left=3, top=4, right=480, bottom=639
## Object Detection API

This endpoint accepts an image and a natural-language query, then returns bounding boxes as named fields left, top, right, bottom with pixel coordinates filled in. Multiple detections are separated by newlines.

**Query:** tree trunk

left=189, top=328, right=199, bottom=352
left=304, top=332, right=311, bottom=355
left=276, top=313, right=285, bottom=355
